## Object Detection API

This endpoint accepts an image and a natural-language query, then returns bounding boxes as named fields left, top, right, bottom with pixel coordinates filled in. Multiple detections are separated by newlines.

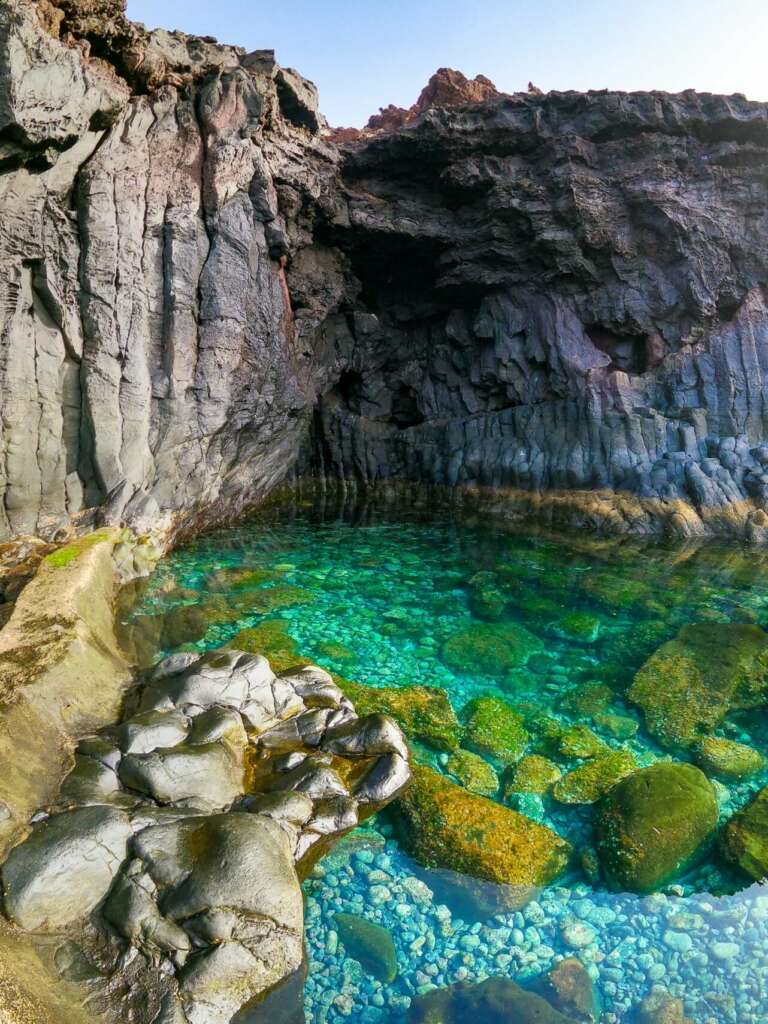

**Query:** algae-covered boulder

left=553, top=751, right=636, bottom=805
left=502, top=755, right=561, bottom=797
left=629, top=623, right=768, bottom=749
left=229, top=620, right=312, bottom=675
left=336, top=679, right=460, bottom=751
left=446, top=749, right=499, bottom=796
left=581, top=572, right=652, bottom=611
left=695, top=736, right=766, bottom=779
left=208, top=567, right=280, bottom=591
left=441, top=621, right=542, bottom=676
left=549, top=612, right=601, bottom=644
left=462, top=696, right=528, bottom=765
left=407, top=977, right=579, bottom=1023
left=247, top=585, right=315, bottom=614
left=557, top=724, right=606, bottom=760
left=396, top=765, right=571, bottom=900
left=563, top=682, right=614, bottom=719
left=594, top=763, right=718, bottom=892
left=334, top=913, right=398, bottom=983
left=467, top=572, right=508, bottom=622
left=720, top=786, right=768, bottom=880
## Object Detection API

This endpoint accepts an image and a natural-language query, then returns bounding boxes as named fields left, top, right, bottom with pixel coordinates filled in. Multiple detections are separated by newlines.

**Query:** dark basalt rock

left=2, top=0, right=768, bottom=544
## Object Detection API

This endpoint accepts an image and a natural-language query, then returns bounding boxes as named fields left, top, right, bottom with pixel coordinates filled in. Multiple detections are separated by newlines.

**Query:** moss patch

left=553, top=751, right=636, bottom=805
left=720, top=785, right=768, bottom=881
left=445, top=749, right=499, bottom=797
left=462, top=696, right=528, bottom=765
left=629, top=623, right=768, bottom=749
left=43, top=532, right=112, bottom=569
left=441, top=621, right=542, bottom=676
left=396, top=765, right=571, bottom=897
left=594, top=762, right=718, bottom=892
left=336, top=680, right=461, bottom=752
left=695, top=736, right=765, bottom=780
left=502, top=755, right=561, bottom=797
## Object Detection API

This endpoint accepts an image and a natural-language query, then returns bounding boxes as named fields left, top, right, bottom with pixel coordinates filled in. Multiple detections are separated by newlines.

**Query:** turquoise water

left=122, top=504, right=768, bottom=1023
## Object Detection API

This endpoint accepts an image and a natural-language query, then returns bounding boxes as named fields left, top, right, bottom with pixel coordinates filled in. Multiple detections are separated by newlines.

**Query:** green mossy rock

left=336, top=680, right=461, bottom=751
left=502, top=755, right=561, bottom=797
left=441, top=621, right=542, bottom=676
left=396, top=765, right=571, bottom=900
left=462, top=696, right=528, bottom=765
left=247, top=584, right=315, bottom=614
left=316, top=641, right=356, bottom=662
left=549, top=612, right=601, bottom=644
left=629, top=623, right=768, bottom=749
left=229, top=620, right=313, bottom=674
left=695, top=737, right=766, bottom=779
left=557, top=724, right=607, bottom=760
left=446, top=749, right=499, bottom=797
left=541, top=957, right=601, bottom=1023
left=594, top=763, right=718, bottom=892
left=334, top=913, right=398, bottom=983
left=158, top=604, right=209, bottom=649
left=563, top=682, right=615, bottom=719
left=581, top=572, right=652, bottom=611
left=720, top=786, right=768, bottom=880
left=207, top=567, right=281, bottom=590
left=407, top=977, right=579, bottom=1024
left=553, top=751, right=636, bottom=805
left=467, top=572, right=508, bottom=621
left=593, top=712, right=639, bottom=741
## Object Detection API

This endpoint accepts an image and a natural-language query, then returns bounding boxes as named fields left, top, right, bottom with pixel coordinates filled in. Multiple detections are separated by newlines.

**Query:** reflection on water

left=121, top=502, right=768, bottom=1023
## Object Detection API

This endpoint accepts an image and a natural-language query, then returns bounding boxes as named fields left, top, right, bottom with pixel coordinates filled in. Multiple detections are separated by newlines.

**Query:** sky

left=126, top=0, right=768, bottom=127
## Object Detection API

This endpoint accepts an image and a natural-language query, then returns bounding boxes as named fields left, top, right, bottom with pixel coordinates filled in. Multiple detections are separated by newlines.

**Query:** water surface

left=122, top=502, right=768, bottom=1024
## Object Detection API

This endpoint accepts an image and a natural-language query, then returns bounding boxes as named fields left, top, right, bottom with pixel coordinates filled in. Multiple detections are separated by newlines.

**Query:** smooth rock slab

left=2, top=806, right=131, bottom=932
left=119, top=742, right=244, bottom=809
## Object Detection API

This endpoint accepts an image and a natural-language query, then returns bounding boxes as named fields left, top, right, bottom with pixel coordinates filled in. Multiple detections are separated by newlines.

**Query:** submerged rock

left=2, top=807, right=131, bottom=932
left=407, top=976, right=580, bottom=1023
left=549, top=612, right=601, bottom=644
left=336, top=678, right=461, bottom=751
left=629, top=623, right=768, bottom=749
left=695, top=736, right=766, bottom=779
left=541, top=958, right=600, bottom=1023
left=396, top=765, right=571, bottom=903
left=553, top=751, right=636, bottom=805
left=636, top=991, right=693, bottom=1024
left=334, top=913, right=398, bottom=982
left=594, top=762, right=718, bottom=892
left=461, top=695, right=529, bottom=765
left=445, top=749, right=499, bottom=796
left=502, top=755, right=562, bottom=797
left=441, top=622, right=542, bottom=676
left=720, top=785, right=768, bottom=880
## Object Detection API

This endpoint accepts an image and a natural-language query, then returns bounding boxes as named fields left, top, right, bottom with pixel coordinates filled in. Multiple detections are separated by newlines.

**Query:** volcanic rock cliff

left=3, top=0, right=768, bottom=544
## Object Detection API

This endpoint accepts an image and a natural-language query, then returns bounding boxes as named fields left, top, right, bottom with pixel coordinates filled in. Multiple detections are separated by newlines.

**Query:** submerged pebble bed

left=123, top=505, right=768, bottom=1023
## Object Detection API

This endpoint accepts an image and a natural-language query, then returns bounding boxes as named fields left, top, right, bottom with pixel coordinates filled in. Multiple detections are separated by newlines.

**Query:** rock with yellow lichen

left=396, top=765, right=571, bottom=904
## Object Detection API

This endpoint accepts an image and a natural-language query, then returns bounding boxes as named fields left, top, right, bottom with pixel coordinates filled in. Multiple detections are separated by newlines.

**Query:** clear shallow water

left=122, top=503, right=768, bottom=1024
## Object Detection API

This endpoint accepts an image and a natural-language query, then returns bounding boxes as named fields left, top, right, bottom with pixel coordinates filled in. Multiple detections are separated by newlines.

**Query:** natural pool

left=120, top=502, right=768, bottom=1024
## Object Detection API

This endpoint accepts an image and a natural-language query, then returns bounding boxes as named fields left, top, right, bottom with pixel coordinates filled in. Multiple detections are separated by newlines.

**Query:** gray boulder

left=2, top=806, right=131, bottom=932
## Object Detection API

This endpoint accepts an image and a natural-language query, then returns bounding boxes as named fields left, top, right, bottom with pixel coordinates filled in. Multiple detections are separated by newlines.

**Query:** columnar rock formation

left=2, top=0, right=768, bottom=543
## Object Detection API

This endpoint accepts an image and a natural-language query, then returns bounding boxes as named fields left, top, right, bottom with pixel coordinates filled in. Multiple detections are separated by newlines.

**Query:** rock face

left=0, top=648, right=411, bottom=1023
left=3, top=0, right=768, bottom=542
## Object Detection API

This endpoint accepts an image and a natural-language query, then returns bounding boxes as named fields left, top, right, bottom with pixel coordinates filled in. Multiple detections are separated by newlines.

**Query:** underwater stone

left=694, top=736, right=766, bottom=779
left=396, top=765, right=571, bottom=902
left=335, top=679, right=461, bottom=751
left=553, top=751, right=636, bottom=804
left=502, top=755, right=562, bottom=797
left=541, top=957, right=600, bottom=1022
left=2, top=806, right=131, bottom=932
left=557, top=724, right=607, bottom=760
left=594, top=762, right=718, bottom=892
left=406, top=976, right=580, bottom=1023
left=334, top=913, right=398, bottom=983
left=637, top=991, right=693, bottom=1024
left=461, top=696, right=529, bottom=765
left=441, top=621, right=543, bottom=676
left=548, top=612, right=601, bottom=644
left=445, top=749, right=499, bottom=796
left=720, top=785, right=768, bottom=880
left=629, top=623, right=768, bottom=749
left=592, top=712, right=638, bottom=740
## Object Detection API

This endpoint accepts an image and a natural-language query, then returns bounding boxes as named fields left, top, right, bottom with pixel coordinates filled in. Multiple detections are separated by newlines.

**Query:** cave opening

left=389, top=384, right=425, bottom=429
left=586, top=325, right=650, bottom=374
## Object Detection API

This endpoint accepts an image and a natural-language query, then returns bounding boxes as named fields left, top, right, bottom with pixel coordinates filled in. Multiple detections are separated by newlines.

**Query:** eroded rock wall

left=3, top=3, right=768, bottom=542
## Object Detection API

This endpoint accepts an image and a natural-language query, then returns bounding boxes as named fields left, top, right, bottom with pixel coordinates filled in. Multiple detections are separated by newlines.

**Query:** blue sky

left=126, top=0, right=768, bottom=126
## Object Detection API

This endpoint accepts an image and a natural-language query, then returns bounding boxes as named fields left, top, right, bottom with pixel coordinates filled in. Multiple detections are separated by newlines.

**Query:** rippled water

left=122, top=502, right=768, bottom=1024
